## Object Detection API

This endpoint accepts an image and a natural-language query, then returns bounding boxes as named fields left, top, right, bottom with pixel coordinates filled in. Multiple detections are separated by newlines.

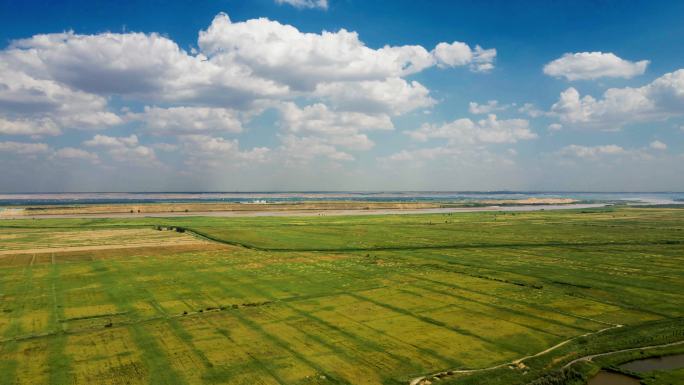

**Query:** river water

left=587, top=354, right=684, bottom=385
left=587, top=371, right=640, bottom=385
left=620, top=353, right=684, bottom=372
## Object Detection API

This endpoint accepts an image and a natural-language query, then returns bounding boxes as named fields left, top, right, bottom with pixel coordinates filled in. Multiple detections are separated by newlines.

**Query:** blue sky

left=0, top=0, right=683, bottom=192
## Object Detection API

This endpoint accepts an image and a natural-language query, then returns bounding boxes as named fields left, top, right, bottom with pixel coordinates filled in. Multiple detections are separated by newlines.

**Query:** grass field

left=0, top=207, right=683, bottom=385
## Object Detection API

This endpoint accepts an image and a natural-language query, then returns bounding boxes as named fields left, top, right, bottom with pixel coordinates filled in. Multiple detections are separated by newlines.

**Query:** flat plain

left=0, top=207, right=683, bottom=385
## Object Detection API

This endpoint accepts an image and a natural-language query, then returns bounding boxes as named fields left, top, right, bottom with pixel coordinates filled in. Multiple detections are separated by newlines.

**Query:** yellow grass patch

left=64, top=304, right=120, bottom=321
left=10, top=339, right=50, bottom=385
left=66, top=327, right=147, bottom=385
left=20, top=309, right=50, bottom=335
left=0, top=228, right=206, bottom=253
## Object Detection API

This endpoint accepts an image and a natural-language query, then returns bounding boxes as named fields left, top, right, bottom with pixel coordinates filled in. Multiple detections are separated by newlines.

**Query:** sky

left=0, top=0, right=683, bottom=192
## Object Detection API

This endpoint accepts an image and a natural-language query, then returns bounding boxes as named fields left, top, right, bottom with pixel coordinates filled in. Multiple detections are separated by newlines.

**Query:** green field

left=0, top=207, right=683, bottom=385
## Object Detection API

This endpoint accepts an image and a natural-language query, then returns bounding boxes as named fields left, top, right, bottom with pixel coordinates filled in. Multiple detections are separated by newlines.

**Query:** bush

left=527, top=368, right=586, bottom=385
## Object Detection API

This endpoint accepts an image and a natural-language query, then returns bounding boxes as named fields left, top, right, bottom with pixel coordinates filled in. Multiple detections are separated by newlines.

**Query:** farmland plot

left=0, top=207, right=683, bottom=385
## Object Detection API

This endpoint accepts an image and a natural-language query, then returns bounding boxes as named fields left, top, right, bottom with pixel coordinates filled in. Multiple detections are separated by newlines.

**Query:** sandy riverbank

left=0, top=203, right=606, bottom=219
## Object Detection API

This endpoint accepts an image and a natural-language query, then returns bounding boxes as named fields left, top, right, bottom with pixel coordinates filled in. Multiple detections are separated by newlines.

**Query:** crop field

left=0, top=207, right=683, bottom=385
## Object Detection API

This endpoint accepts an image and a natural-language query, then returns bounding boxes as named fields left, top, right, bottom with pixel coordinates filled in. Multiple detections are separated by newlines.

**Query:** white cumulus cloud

left=432, top=42, right=496, bottom=72
left=279, top=102, right=392, bottom=135
left=406, top=114, right=537, bottom=145
left=84, top=134, right=139, bottom=148
left=0, top=61, right=122, bottom=131
left=550, top=69, right=684, bottom=129
left=518, top=103, right=545, bottom=118
left=468, top=100, right=508, bottom=114
left=179, top=135, right=271, bottom=167
left=275, top=102, right=387, bottom=157
left=0, top=117, right=61, bottom=136
left=548, top=123, right=563, bottom=131
left=544, top=52, right=649, bottom=81
left=0, top=12, right=501, bottom=177
left=649, top=140, right=667, bottom=150
left=0, top=12, right=495, bottom=124
left=130, top=106, right=243, bottom=134
left=83, top=134, right=156, bottom=163
left=558, top=144, right=625, bottom=159
left=0, top=141, right=49, bottom=154
left=314, top=77, right=434, bottom=115
left=197, top=14, right=495, bottom=104
left=278, top=135, right=354, bottom=162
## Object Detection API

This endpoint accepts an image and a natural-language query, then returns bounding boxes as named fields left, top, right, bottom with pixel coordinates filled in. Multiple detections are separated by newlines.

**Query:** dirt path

left=409, top=324, right=623, bottom=385
left=0, top=203, right=606, bottom=220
